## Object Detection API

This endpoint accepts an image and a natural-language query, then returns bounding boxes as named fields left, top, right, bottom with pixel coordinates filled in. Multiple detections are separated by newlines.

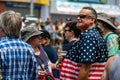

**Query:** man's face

left=76, top=9, right=94, bottom=31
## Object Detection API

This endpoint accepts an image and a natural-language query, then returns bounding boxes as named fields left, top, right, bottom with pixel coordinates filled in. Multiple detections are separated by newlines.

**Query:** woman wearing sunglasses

left=62, top=21, right=81, bottom=51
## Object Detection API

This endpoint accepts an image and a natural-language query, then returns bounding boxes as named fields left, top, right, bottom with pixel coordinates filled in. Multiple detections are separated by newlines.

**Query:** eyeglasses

left=64, top=29, right=71, bottom=32
left=77, top=14, right=89, bottom=18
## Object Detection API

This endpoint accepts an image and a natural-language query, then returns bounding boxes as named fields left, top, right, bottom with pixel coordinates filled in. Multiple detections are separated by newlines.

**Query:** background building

left=50, top=0, right=120, bottom=22
left=0, top=0, right=120, bottom=22
left=0, top=0, right=50, bottom=22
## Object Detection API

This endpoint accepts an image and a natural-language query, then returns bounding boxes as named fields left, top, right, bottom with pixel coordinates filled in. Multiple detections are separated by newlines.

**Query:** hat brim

left=23, top=31, right=42, bottom=42
left=97, top=17, right=118, bottom=30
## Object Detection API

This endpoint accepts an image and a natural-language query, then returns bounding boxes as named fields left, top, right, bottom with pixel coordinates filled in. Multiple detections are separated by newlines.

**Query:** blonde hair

left=0, top=10, right=21, bottom=37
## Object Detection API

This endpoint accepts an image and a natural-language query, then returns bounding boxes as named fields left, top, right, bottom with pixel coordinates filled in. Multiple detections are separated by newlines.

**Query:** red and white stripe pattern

left=60, top=58, right=105, bottom=80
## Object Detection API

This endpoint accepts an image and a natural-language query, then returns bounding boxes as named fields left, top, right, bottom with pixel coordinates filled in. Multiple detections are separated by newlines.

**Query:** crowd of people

left=0, top=6, right=120, bottom=80
left=21, top=16, right=65, bottom=52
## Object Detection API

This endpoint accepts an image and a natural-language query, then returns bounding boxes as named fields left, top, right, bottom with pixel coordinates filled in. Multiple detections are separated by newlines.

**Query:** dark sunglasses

left=77, top=14, right=87, bottom=18
left=64, top=29, right=71, bottom=32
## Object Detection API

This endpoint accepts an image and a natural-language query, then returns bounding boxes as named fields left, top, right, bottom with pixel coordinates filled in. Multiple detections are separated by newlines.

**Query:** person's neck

left=30, top=44, right=38, bottom=52
left=103, top=29, right=112, bottom=36
left=32, top=46, right=38, bottom=50
left=44, top=42, right=49, bottom=46
left=30, top=44, right=36, bottom=49
left=81, top=24, right=95, bottom=32
left=69, top=37, right=77, bottom=42
left=43, top=40, right=50, bottom=46
left=32, top=46, right=40, bottom=55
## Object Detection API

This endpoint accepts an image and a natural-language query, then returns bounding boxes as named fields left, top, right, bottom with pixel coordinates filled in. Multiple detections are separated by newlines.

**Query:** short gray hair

left=0, top=10, right=21, bottom=38
left=82, top=7, right=97, bottom=23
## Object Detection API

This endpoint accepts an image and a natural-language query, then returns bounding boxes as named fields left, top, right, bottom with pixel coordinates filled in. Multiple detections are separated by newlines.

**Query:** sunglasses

left=64, top=29, right=71, bottom=32
left=77, top=14, right=88, bottom=18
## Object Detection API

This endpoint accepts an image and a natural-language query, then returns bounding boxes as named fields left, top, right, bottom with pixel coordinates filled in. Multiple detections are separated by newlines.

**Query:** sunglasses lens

left=64, top=30, right=70, bottom=32
left=78, top=14, right=86, bottom=18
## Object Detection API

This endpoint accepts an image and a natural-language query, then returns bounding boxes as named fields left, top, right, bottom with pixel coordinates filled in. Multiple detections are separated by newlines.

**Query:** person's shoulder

left=20, top=41, right=35, bottom=54
left=44, top=45, right=51, bottom=49
left=13, top=39, right=33, bottom=49
left=0, top=39, right=32, bottom=51
left=20, top=40, right=33, bottom=48
left=82, top=27, right=98, bottom=36
left=109, top=33, right=119, bottom=37
left=106, top=32, right=119, bottom=40
left=44, top=45, right=56, bottom=52
left=83, top=31, right=97, bottom=39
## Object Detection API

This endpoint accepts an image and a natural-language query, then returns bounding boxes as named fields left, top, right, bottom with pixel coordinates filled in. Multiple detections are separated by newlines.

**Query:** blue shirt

left=43, top=45, right=58, bottom=63
left=109, top=54, right=120, bottom=80
left=44, top=25, right=52, bottom=31
left=62, top=40, right=76, bottom=51
left=66, top=27, right=108, bottom=63
left=0, top=37, right=37, bottom=80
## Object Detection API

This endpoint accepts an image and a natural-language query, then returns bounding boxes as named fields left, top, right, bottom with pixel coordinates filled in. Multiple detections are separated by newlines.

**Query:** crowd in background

left=21, top=12, right=120, bottom=54
left=21, top=16, right=68, bottom=53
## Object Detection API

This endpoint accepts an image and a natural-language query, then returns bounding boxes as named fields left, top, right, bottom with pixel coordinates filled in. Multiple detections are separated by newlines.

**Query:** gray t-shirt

left=109, top=54, right=120, bottom=80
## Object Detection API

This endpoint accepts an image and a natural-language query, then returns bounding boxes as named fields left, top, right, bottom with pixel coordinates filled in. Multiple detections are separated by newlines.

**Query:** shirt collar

left=81, top=27, right=97, bottom=36
left=0, top=36, right=19, bottom=41
left=0, top=36, right=8, bottom=41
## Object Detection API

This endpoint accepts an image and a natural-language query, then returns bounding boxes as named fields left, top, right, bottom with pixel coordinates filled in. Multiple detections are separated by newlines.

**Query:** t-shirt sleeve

left=78, top=37, right=98, bottom=63
left=107, top=34, right=119, bottom=57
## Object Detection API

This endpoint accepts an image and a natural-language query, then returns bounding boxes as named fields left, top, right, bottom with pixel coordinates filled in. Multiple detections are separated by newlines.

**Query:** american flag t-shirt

left=60, top=28, right=108, bottom=80
left=60, top=59, right=105, bottom=80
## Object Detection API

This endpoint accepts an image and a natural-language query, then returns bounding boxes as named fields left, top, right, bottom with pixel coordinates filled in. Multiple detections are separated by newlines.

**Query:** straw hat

left=97, top=13, right=118, bottom=30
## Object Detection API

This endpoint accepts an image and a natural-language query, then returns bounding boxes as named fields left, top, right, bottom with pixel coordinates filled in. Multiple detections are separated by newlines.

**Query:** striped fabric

left=60, top=59, right=105, bottom=80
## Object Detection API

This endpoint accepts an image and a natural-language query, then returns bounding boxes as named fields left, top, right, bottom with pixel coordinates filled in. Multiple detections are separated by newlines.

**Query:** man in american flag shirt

left=60, top=7, right=108, bottom=80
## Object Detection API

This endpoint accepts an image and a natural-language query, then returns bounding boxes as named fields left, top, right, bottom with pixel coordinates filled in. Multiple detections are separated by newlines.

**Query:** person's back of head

left=40, top=30, right=51, bottom=39
left=39, top=30, right=51, bottom=46
left=0, top=10, right=21, bottom=38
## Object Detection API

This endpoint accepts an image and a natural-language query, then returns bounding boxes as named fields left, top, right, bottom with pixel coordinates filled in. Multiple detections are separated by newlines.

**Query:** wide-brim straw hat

left=20, top=26, right=42, bottom=42
left=97, top=13, right=118, bottom=30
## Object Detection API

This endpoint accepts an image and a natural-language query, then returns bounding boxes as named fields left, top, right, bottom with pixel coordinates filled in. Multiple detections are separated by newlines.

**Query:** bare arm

left=101, top=65, right=109, bottom=80
left=77, top=63, right=92, bottom=80
left=101, top=56, right=115, bottom=80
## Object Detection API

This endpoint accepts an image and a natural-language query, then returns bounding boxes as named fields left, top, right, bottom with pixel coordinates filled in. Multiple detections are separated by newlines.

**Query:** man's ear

left=91, top=18, right=96, bottom=23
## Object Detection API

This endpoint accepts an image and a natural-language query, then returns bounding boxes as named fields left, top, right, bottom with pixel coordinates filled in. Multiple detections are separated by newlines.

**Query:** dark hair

left=82, top=7, right=97, bottom=23
left=39, top=30, right=51, bottom=39
left=64, top=22, right=81, bottom=38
